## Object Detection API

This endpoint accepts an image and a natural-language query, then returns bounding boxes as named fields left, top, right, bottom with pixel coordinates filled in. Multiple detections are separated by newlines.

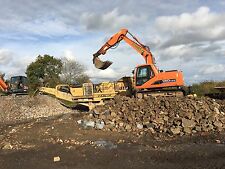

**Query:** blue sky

left=0, top=0, right=225, bottom=84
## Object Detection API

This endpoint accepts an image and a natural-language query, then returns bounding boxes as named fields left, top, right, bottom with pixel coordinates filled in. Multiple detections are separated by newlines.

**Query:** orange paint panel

left=0, top=78, right=8, bottom=91
left=135, top=69, right=184, bottom=89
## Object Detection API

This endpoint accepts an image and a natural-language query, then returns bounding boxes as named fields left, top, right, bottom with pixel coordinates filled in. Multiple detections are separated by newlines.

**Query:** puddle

left=94, top=140, right=117, bottom=150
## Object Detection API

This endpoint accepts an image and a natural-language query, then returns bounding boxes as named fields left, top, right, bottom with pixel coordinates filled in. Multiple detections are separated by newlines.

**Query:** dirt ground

left=1, top=113, right=225, bottom=169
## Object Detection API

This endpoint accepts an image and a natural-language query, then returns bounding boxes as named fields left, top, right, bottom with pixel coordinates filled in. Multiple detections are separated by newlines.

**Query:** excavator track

left=135, top=88, right=185, bottom=98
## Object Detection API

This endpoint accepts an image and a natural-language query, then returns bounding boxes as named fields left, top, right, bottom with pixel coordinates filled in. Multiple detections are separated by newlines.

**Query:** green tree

left=26, top=55, right=62, bottom=91
left=60, top=57, right=90, bottom=85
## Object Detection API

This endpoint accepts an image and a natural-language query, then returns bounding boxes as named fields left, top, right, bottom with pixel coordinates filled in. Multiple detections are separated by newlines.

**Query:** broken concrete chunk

left=214, top=121, right=223, bottom=128
left=53, top=156, right=60, bottom=162
left=137, top=123, right=143, bottom=129
left=183, top=127, right=192, bottom=134
left=125, top=124, right=132, bottom=131
left=2, top=143, right=13, bottom=150
left=94, top=140, right=117, bottom=149
left=170, top=127, right=181, bottom=135
left=182, top=118, right=196, bottom=128
left=80, top=120, right=95, bottom=128
left=110, top=111, right=117, bottom=117
left=96, top=121, right=105, bottom=129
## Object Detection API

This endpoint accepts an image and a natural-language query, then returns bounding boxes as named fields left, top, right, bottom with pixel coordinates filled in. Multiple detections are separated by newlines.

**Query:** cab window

left=136, top=66, right=153, bottom=86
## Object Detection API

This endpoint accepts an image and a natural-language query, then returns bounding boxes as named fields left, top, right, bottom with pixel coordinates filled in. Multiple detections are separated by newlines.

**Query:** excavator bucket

left=93, top=56, right=112, bottom=70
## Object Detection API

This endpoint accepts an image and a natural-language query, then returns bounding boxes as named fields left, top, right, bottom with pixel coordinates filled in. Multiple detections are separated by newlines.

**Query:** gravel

left=0, top=95, right=75, bottom=124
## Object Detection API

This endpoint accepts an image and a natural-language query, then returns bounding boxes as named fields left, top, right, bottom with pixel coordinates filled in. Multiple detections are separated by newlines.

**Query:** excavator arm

left=93, top=29, right=155, bottom=70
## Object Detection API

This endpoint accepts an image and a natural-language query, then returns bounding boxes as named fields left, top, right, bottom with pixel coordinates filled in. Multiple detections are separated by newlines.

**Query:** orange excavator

left=0, top=75, right=9, bottom=93
left=0, top=75, right=28, bottom=95
left=93, top=29, right=185, bottom=97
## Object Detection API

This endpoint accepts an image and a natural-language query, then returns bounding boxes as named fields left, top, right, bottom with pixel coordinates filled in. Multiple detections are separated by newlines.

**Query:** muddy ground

left=0, top=113, right=225, bottom=169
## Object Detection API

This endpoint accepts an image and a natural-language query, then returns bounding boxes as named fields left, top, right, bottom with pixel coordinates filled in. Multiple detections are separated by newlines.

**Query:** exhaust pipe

left=93, top=53, right=112, bottom=70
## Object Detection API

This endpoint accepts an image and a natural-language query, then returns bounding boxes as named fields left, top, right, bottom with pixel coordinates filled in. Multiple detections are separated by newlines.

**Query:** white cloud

left=0, top=19, right=79, bottom=39
left=86, top=68, right=120, bottom=81
left=0, top=1, right=225, bottom=84
left=0, top=49, right=12, bottom=65
left=185, top=63, right=225, bottom=83
left=80, top=8, right=146, bottom=31
left=155, top=6, right=225, bottom=46
left=85, top=64, right=134, bottom=83
left=156, top=42, right=224, bottom=62
left=20, top=19, right=79, bottom=37
left=62, top=50, right=76, bottom=61
left=199, top=64, right=225, bottom=75
left=150, top=5, right=225, bottom=83
left=156, top=6, right=223, bottom=33
left=158, top=45, right=189, bottom=60
left=0, top=47, right=34, bottom=78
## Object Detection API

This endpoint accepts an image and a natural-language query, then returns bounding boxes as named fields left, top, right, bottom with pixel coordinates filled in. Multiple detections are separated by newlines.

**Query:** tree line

left=192, top=81, right=225, bottom=96
left=1, top=54, right=225, bottom=96
left=26, top=54, right=90, bottom=92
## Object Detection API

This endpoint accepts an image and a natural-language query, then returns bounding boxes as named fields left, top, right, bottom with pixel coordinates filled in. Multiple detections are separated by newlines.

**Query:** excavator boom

left=93, top=29, right=155, bottom=70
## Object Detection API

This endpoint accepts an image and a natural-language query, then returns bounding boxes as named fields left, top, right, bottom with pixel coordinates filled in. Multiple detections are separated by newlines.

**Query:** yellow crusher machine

left=39, top=77, right=133, bottom=109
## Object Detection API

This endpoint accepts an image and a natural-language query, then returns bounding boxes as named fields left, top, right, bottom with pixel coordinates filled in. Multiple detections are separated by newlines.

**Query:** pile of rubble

left=80, top=96, right=225, bottom=136
left=0, top=95, right=74, bottom=124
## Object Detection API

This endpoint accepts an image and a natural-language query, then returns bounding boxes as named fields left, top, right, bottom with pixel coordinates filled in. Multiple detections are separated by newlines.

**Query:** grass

left=192, top=80, right=225, bottom=96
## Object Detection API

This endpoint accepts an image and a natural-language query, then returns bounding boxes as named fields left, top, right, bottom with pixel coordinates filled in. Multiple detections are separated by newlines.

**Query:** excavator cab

left=135, top=65, right=154, bottom=86
left=9, top=76, right=28, bottom=94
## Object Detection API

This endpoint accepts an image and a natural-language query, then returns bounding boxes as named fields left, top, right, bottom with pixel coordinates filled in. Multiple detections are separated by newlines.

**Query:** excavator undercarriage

left=135, top=87, right=185, bottom=98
